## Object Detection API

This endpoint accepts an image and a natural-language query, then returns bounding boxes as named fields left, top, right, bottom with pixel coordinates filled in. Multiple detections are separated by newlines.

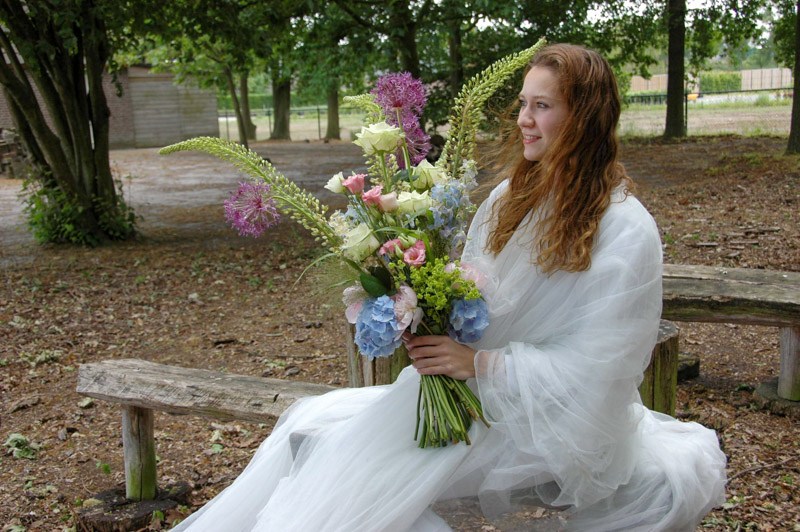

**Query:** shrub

left=700, top=71, right=741, bottom=93
left=21, top=172, right=136, bottom=246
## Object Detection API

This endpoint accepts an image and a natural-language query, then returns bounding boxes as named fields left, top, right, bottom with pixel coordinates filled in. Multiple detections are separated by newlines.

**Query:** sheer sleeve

left=464, top=186, right=664, bottom=513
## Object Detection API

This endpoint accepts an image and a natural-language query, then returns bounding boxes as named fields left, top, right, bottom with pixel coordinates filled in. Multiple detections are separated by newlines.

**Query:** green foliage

left=95, top=461, right=112, bottom=475
left=408, top=258, right=481, bottom=334
left=159, top=138, right=340, bottom=250
left=770, top=0, right=796, bottom=70
left=342, top=94, right=383, bottom=125
left=19, top=350, right=61, bottom=367
left=21, top=176, right=136, bottom=246
left=3, top=433, right=40, bottom=460
left=699, top=71, right=742, bottom=93
left=219, top=92, right=272, bottom=111
left=438, top=38, right=547, bottom=181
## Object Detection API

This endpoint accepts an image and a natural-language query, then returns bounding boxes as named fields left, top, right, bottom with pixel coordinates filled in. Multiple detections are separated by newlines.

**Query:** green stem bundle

left=415, top=374, right=489, bottom=448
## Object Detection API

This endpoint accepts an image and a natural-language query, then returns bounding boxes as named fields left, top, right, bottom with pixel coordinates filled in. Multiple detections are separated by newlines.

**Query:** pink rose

left=342, top=173, right=366, bottom=194
left=379, top=191, right=399, bottom=212
left=460, top=262, right=488, bottom=290
left=362, top=185, right=383, bottom=206
left=403, top=240, right=426, bottom=267
left=379, top=238, right=404, bottom=256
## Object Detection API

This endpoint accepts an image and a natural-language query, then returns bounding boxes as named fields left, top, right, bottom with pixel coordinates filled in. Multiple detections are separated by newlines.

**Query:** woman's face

left=517, top=66, right=568, bottom=162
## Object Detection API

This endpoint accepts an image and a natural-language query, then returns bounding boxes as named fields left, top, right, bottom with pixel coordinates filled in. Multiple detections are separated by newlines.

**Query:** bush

left=22, top=172, right=136, bottom=246
left=700, top=71, right=741, bottom=93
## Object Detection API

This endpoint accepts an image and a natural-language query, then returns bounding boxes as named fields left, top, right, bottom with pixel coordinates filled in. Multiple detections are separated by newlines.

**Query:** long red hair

left=486, top=43, right=631, bottom=273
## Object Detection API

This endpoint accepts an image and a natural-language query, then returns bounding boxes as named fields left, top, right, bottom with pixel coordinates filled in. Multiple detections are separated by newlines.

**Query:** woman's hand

left=403, top=333, right=477, bottom=380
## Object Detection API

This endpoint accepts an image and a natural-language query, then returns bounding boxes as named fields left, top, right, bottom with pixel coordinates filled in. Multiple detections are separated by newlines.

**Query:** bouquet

left=161, top=39, right=546, bottom=447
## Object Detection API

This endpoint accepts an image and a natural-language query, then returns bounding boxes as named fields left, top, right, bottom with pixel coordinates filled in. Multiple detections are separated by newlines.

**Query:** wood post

left=346, top=324, right=412, bottom=386
left=640, top=320, right=680, bottom=415
left=122, top=406, right=157, bottom=501
left=778, top=326, right=800, bottom=401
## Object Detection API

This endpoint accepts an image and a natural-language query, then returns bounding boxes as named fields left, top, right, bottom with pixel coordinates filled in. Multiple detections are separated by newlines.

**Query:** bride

left=174, top=44, right=726, bottom=531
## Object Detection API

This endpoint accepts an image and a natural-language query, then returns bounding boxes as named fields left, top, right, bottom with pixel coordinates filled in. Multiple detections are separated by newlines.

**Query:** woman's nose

left=517, top=107, right=534, bottom=128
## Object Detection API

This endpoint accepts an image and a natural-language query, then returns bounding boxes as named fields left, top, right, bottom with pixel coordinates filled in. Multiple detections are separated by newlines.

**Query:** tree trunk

left=389, top=4, right=421, bottom=77
left=224, top=67, right=249, bottom=148
left=664, top=0, right=686, bottom=139
left=787, top=0, right=800, bottom=153
left=239, top=71, right=257, bottom=141
left=82, top=11, right=116, bottom=205
left=325, top=80, right=340, bottom=140
left=271, top=72, right=291, bottom=140
left=447, top=16, right=464, bottom=98
left=0, top=3, right=132, bottom=244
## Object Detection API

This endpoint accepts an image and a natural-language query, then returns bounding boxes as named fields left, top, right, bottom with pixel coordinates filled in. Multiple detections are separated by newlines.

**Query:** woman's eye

left=536, top=102, right=548, bottom=109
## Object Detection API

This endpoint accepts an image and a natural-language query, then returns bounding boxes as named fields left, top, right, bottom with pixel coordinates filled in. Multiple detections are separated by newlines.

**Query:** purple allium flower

left=224, top=182, right=280, bottom=237
left=372, top=72, right=427, bottom=121
left=402, top=124, right=431, bottom=167
left=373, top=72, right=431, bottom=167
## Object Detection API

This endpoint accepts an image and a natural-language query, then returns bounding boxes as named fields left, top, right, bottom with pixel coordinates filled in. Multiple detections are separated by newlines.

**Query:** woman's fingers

left=403, top=334, right=476, bottom=379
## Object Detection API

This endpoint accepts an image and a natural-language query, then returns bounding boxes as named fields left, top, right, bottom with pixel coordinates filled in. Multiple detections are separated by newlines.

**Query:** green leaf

left=368, top=266, right=394, bottom=295
left=359, top=272, right=387, bottom=297
left=210, top=443, right=224, bottom=454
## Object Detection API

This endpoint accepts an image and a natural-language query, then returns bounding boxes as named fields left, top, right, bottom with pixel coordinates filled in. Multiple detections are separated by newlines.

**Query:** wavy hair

left=485, top=43, right=632, bottom=273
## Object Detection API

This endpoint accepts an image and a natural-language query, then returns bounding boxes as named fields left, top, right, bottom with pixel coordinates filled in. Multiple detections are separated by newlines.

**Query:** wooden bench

left=77, top=326, right=680, bottom=506
left=76, top=359, right=335, bottom=502
left=75, top=264, right=798, bottom=514
left=662, top=264, right=800, bottom=402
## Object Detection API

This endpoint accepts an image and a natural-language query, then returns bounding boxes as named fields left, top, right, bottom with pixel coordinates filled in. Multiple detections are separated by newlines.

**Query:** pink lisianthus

left=342, top=173, right=366, bottom=194
left=403, top=239, right=426, bottom=266
left=379, top=238, right=404, bottom=257
left=379, top=191, right=399, bottom=212
left=392, top=285, right=424, bottom=334
left=362, top=185, right=383, bottom=207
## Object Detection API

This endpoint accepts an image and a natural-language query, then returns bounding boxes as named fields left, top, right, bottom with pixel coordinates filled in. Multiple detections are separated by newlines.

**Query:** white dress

left=174, top=181, right=726, bottom=531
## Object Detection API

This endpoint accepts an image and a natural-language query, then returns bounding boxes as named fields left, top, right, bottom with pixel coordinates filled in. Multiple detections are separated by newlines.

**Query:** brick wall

left=0, top=66, right=217, bottom=150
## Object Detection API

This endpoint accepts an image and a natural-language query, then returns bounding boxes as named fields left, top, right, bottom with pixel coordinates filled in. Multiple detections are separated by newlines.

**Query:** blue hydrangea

left=355, top=296, right=403, bottom=359
left=430, top=182, right=464, bottom=231
left=448, top=297, right=489, bottom=344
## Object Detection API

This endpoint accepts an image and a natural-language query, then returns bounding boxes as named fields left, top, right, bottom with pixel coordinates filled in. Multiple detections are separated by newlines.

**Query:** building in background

left=0, top=66, right=218, bottom=150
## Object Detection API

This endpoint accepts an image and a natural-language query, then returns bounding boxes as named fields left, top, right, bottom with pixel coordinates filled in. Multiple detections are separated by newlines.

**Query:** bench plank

left=77, top=359, right=336, bottom=424
left=662, top=264, right=800, bottom=327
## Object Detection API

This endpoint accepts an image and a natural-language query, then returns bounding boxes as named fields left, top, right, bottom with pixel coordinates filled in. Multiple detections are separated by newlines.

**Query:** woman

left=174, top=44, right=726, bottom=531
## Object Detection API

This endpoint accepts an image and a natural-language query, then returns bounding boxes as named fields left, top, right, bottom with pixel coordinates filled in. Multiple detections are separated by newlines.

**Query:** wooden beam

left=77, top=359, right=335, bottom=424
left=662, top=265, right=800, bottom=327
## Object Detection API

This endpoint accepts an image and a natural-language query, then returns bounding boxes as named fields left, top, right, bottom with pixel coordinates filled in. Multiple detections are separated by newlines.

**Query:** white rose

left=324, top=172, right=345, bottom=194
left=341, top=223, right=380, bottom=262
left=353, top=122, right=402, bottom=155
left=396, top=190, right=432, bottom=217
left=412, top=160, right=445, bottom=190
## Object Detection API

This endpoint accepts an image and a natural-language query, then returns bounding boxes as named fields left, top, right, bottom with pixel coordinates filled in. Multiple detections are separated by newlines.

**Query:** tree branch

left=728, top=456, right=798, bottom=481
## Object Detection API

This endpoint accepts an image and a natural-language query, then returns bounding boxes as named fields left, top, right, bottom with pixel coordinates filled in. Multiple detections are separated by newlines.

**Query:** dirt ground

left=0, top=136, right=798, bottom=531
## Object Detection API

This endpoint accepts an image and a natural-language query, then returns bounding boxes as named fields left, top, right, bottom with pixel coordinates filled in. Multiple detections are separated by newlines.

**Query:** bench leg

left=778, top=326, right=800, bottom=401
left=640, top=320, right=679, bottom=416
left=122, top=406, right=157, bottom=501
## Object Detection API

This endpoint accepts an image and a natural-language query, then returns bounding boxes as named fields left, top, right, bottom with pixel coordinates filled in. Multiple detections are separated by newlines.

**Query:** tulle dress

left=174, top=181, right=727, bottom=531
